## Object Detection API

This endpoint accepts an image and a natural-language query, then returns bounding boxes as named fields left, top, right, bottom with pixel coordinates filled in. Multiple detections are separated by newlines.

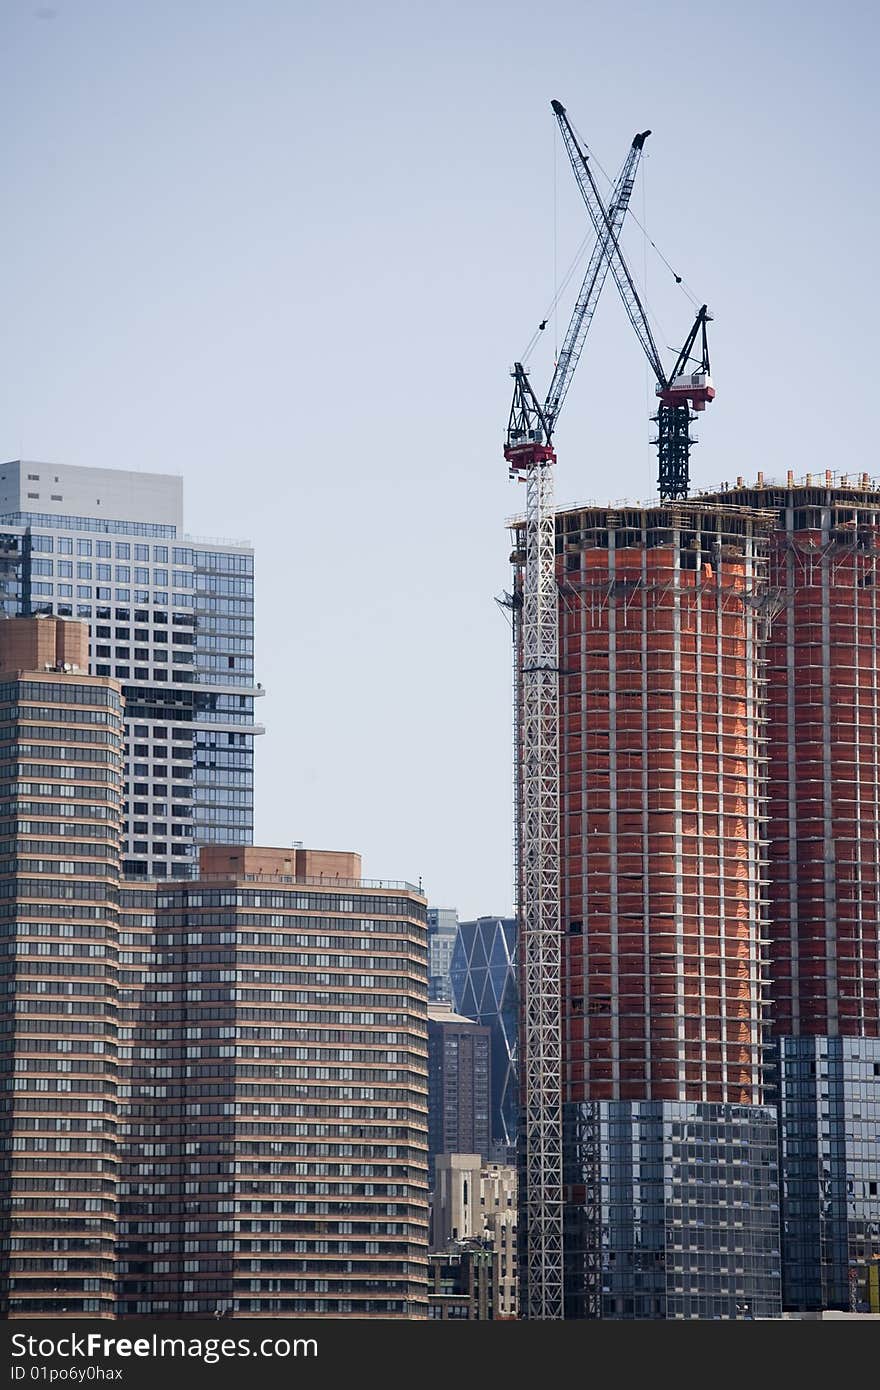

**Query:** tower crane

left=505, top=127, right=651, bottom=476
left=551, top=98, right=715, bottom=502
left=504, top=116, right=650, bottom=1321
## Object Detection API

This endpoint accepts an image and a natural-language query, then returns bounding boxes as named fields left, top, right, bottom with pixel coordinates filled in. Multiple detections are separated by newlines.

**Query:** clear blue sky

left=3, top=0, right=878, bottom=917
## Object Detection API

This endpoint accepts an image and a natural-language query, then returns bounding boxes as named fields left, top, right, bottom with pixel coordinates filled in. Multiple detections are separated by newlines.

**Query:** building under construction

left=504, top=100, right=880, bottom=1321
left=510, top=498, right=783, bottom=1319
left=697, top=472, right=880, bottom=1312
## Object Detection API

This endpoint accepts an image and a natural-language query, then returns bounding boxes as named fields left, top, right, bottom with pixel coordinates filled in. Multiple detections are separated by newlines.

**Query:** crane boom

left=505, top=127, right=649, bottom=474
left=551, top=99, right=716, bottom=501
left=542, top=129, right=650, bottom=436
left=551, top=100, right=666, bottom=387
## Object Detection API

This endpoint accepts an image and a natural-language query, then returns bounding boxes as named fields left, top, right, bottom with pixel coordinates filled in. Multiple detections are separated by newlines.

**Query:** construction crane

left=504, top=117, right=650, bottom=1321
left=551, top=98, right=715, bottom=502
left=505, top=127, right=651, bottom=476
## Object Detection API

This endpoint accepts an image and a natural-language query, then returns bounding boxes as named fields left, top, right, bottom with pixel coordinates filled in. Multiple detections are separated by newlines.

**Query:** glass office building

left=774, top=1036, right=880, bottom=1312
left=563, top=1100, right=782, bottom=1320
left=450, top=917, right=518, bottom=1153
left=0, top=461, right=261, bottom=877
left=427, top=907, right=458, bottom=1004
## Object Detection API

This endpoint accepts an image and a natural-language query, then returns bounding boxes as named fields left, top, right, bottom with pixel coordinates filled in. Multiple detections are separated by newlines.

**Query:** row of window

left=12, top=682, right=120, bottom=709
left=19, top=520, right=175, bottom=542
left=4, top=705, right=121, bottom=727
left=156, top=892, right=424, bottom=918
left=31, top=561, right=193, bottom=585
left=25, top=541, right=249, bottom=571
left=31, top=586, right=195, bottom=605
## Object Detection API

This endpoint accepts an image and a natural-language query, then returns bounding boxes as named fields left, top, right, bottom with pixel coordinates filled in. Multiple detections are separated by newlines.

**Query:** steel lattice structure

left=518, top=455, right=564, bottom=1320
left=504, top=106, right=652, bottom=1320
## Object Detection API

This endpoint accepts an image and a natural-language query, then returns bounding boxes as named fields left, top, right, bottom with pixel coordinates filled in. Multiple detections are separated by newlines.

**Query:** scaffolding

left=510, top=500, right=779, bottom=1106
left=700, top=477, right=880, bottom=1039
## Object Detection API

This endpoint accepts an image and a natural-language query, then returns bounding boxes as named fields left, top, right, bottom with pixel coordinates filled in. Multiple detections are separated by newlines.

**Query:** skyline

left=3, top=0, right=878, bottom=918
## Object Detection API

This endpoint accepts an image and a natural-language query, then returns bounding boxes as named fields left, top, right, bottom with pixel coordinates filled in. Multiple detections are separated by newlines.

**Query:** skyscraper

left=1, top=782, right=430, bottom=1319
left=0, top=461, right=261, bottom=879
left=117, top=846, right=429, bottom=1318
left=450, top=916, right=518, bottom=1154
left=511, top=500, right=782, bottom=1319
left=701, top=472, right=880, bottom=1312
left=427, top=907, right=459, bottom=1003
left=427, top=1002, right=491, bottom=1172
left=0, top=616, right=124, bottom=1318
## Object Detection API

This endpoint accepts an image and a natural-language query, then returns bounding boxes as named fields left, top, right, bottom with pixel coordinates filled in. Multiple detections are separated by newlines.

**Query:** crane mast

left=505, top=117, right=648, bottom=1321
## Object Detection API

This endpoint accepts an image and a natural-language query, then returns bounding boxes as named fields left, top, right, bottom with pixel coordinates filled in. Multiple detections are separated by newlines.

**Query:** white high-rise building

left=0, top=460, right=262, bottom=876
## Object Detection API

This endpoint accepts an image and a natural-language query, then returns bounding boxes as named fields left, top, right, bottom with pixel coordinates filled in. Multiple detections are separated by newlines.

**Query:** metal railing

left=184, top=533, right=253, bottom=550
left=165, top=871, right=423, bottom=895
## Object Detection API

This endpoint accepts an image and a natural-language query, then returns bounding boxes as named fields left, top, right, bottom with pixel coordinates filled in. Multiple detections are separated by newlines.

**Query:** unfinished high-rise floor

left=699, top=472, right=880, bottom=1312
left=510, top=500, right=782, bottom=1319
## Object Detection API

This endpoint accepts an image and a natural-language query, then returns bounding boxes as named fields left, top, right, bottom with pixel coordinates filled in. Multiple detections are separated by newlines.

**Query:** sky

left=2, top=0, right=878, bottom=919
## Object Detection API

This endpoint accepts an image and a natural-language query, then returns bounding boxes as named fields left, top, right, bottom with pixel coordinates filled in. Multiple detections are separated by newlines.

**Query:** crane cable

left=553, top=115, right=558, bottom=362
left=567, top=113, right=700, bottom=382
left=521, top=227, right=596, bottom=365
left=521, top=120, right=703, bottom=367
left=572, top=114, right=702, bottom=310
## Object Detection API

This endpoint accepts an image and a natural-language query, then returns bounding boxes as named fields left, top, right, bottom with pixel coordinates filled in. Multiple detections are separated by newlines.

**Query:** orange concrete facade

left=512, top=502, right=775, bottom=1106
left=701, top=475, right=880, bottom=1039
left=0, top=613, right=89, bottom=676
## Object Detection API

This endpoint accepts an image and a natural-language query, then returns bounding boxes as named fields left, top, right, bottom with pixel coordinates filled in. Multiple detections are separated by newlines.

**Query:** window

left=116, top=543, right=130, bottom=559
left=116, top=566, right=131, bottom=582
left=58, top=538, right=73, bottom=554
left=96, top=541, right=111, bottom=558
left=135, top=544, right=149, bottom=561
left=77, top=563, right=92, bottom=579
left=77, top=539, right=92, bottom=556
